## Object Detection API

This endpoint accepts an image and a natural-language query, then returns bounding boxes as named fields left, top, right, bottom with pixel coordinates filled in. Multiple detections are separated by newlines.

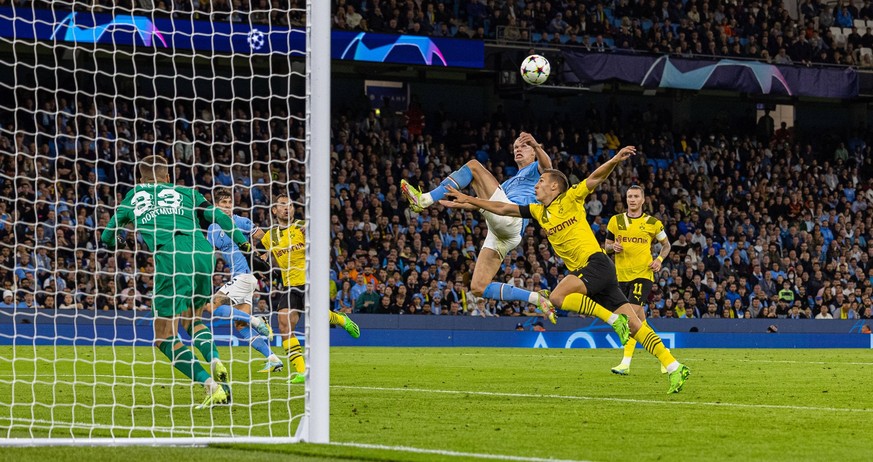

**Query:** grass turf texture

left=2, top=347, right=870, bottom=461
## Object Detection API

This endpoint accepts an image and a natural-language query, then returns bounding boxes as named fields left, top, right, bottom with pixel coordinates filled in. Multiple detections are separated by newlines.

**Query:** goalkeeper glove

left=238, top=241, right=252, bottom=253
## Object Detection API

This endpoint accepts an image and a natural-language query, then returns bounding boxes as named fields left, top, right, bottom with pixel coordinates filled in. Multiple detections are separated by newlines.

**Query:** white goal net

left=0, top=0, right=330, bottom=445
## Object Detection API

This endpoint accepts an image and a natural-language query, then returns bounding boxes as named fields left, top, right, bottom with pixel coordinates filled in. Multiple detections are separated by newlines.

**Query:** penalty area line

left=334, top=385, right=873, bottom=414
left=332, top=441, right=590, bottom=462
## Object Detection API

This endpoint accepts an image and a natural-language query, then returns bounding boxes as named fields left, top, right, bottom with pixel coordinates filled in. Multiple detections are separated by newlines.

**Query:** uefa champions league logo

left=51, top=12, right=167, bottom=47
left=247, top=30, right=266, bottom=51
left=340, top=32, right=447, bottom=65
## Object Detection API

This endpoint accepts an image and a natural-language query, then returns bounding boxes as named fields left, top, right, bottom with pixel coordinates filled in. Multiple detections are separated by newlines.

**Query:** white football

left=520, top=54, right=550, bottom=85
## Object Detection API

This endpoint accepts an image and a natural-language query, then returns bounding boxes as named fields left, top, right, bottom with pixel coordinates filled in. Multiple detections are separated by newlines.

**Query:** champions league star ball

left=520, top=54, right=550, bottom=85
left=247, top=29, right=266, bottom=50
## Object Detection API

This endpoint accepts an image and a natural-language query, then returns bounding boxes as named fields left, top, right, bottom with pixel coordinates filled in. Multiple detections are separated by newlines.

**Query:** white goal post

left=0, top=0, right=330, bottom=446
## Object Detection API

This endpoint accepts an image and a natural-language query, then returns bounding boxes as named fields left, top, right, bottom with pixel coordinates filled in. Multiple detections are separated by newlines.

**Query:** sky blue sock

left=430, top=165, right=473, bottom=202
left=237, top=326, right=272, bottom=358
left=212, top=304, right=252, bottom=323
left=482, top=282, right=533, bottom=303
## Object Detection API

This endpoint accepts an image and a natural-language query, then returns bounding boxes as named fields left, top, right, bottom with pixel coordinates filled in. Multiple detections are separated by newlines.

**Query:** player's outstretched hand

left=614, top=146, right=637, bottom=161
left=518, top=131, right=540, bottom=149
left=439, top=186, right=479, bottom=211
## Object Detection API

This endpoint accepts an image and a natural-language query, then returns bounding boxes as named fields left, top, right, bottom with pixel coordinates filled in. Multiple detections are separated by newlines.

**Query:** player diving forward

left=441, top=147, right=691, bottom=393
left=400, top=132, right=557, bottom=323
left=100, top=155, right=258, bottom=408
left=606, top=185, right=672, bottom=375
left=260, top=194, right=360, bottom=383
left=206, top=188, right=282, bottom=372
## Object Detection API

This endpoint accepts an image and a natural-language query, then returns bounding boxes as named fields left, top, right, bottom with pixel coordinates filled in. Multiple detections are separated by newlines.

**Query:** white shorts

left=481, top=187, right=523, bottom=260
left=218, top=273, right=258, bottom=307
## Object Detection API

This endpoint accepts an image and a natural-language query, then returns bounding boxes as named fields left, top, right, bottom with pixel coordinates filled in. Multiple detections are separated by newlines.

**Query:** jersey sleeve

left=565, top=181, right=591, bottom=202
left=605, top=216, right=617, bottom=241
left=260, top=229, right=273, bottom=250
left=653, top=219, right=667, bottom=241
left=100, top=190, right=135, bottom=248
left=521, top=203, right=544, bottom=225
left=235, top=217, right=254, bottom=236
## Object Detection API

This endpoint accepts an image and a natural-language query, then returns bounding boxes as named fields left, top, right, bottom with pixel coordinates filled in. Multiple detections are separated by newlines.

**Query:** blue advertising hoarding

left=332, top=30, right=484, bottom=68
left=0, top=7, right=485, bottom=68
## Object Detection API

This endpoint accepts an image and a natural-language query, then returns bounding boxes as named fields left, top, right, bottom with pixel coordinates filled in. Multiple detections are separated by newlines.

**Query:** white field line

left=333, top=385, right=873, bottom=413
left=0, top=416, right=230, bottom=437
left=331, top=441, right=591, bottom=462
left=456, top=352, right=873, bottom=366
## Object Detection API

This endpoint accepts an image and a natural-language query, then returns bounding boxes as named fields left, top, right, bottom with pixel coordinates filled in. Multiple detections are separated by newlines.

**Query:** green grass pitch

left=2, top=347, right=871, bottom=461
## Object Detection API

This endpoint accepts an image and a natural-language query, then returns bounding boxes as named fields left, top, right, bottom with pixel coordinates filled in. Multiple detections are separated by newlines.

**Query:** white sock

left=421, top=192, right=434, bottom=207
left=606, top=313, right=619, bottom=325
left=527, top=292, right=540, bottom=304
left=250, top=316, right=262, bottom=327
left=204, top=378, right=219, bottom=393
left=665, top=361, right=680, bottom=374
left=268, top=353, right=281, bottom=363
left=620, top=357, right=632, bottom=367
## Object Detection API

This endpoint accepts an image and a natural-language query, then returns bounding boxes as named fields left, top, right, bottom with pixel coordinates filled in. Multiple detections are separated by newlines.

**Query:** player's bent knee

left=549, top=293, right=564, bottom=308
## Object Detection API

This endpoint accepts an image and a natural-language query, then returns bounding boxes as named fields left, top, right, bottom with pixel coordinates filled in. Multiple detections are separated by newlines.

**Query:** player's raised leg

left=401, top=160, right=482, bottom=212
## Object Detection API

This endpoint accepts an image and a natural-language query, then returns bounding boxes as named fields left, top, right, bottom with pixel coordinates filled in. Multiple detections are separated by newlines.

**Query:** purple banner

left=561, top=52, right=858, bottom=99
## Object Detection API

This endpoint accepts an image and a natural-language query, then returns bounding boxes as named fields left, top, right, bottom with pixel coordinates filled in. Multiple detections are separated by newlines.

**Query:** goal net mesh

left=0, top=0, right=312, bottom=442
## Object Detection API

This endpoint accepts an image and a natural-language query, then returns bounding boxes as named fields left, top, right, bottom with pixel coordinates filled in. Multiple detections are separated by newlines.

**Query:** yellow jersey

left=520, top=180, right=602, bottom=271
left=606, top=213, right=667, bottom=282
left=261, top=220, right=306, bottom=287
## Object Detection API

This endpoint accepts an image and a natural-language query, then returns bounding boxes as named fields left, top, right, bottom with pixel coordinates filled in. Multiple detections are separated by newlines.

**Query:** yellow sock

left=623, top=338, right=637, bottom=359
left=329, top=311, right=346, bottom=327
left=561, top=293, right=615, bottom=323
left=633, top=323, right=676, bottom=368
left=283, top=336, right=305, bottom=373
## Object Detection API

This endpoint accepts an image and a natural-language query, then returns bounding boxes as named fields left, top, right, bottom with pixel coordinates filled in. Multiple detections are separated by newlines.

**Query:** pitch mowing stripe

left=334, top=385, right=873, bottom=413
left=333, top=441, right=590, bottom=462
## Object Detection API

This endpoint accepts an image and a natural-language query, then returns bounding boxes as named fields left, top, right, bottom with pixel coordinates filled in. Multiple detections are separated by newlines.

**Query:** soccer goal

left=0, top=0, right=330, bottom=445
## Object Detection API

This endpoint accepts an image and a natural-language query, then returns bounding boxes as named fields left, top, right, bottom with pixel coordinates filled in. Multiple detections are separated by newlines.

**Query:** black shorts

left=273, top=285, right=305, bottom=312
left=570, top=252, right=629, bottom=311
left=619, top=278, right=653, bottom=306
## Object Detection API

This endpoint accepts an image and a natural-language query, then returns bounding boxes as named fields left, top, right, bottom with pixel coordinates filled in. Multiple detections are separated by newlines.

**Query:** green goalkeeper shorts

left=152, top=237, right=215, bottom=318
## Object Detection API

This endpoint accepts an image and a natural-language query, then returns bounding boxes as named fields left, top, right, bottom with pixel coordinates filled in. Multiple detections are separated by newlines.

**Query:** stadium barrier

left=2, top=309, right=870, bottom=348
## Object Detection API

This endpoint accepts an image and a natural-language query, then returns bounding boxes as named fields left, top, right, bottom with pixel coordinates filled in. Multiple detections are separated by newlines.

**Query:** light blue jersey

left=207, top=215, right=256, bottom=277
left=501, top=160, right=540, bottom=234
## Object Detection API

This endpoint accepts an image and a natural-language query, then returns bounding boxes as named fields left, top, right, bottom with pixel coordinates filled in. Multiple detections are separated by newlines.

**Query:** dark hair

left=627, top=184, right=645, bottom=195
left=542, top=169, right=569, bottom=193
left=214, top=188, right=233, bottom=203
left=139, top=155, right=168, bottom=182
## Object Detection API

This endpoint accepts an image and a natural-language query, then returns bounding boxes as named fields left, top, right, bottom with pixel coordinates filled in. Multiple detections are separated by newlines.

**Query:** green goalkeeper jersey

left=100, top=182, right=246, bottom=252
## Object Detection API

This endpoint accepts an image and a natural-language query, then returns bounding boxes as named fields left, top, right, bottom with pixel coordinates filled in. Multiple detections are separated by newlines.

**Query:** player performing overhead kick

left=401, top=132, right=556, bottom=323
left=441, top=147, right=691, bottom=394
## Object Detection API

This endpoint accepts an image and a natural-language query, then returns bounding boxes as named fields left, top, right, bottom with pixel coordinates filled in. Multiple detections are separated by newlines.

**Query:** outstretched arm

left=519, top=132, right=553, bottom=172
left=199, top=204, right=249, bottom=249
left=440, top=186, right=522, bottom=217
left=100, top=212, right=132, bottom=249
left=584, top=146, right=636, bottom=192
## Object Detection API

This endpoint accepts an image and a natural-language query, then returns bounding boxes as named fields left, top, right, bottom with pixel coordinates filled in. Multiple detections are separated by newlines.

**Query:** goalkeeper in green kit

left=101, top=155, right=258, bottom=409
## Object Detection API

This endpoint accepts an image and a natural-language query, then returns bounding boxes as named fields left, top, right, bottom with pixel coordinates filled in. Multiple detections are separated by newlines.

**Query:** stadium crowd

left=1, top=88, right=872, bottom=321
left=26, top=1, right=873, bottom=67
left=328, top=0, right=873, bottom=68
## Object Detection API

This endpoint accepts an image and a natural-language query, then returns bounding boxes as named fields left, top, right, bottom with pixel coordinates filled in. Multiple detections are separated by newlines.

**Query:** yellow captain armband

left=656, top=255, right=665, bottom=262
